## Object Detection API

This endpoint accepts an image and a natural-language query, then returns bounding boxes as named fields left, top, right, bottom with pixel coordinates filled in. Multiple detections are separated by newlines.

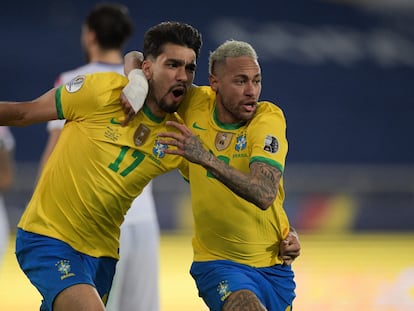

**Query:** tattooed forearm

left=258, top=162, right=276, bottom=183
left=250, top=162, right=280, bottom=206
left=165, top=129, right=281, bottom=210
left=203, top=158, right=281, bottom=210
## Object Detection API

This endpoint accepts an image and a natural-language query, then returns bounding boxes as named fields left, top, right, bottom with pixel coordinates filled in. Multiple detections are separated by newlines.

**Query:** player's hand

left=157, top=113, right=209, bottom=165
left=279, top=228, right=301, bottom=265
left=120, top=92, right=136, bottom=126
left=124, top=51, right=143, bottom=76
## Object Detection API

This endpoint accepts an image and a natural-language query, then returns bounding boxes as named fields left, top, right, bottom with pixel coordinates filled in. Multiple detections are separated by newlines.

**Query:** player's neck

left=89, top=49, right=123, bottom=65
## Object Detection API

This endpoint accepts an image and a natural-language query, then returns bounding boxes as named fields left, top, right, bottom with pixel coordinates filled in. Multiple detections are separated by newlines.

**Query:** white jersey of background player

left=0, top=126, right=15, bottom=262
left=38, top=4, right=159, bottom=311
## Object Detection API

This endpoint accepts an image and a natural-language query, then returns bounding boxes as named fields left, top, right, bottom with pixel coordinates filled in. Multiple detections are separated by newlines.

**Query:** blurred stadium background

left=1, top=0, right=413, bottom=310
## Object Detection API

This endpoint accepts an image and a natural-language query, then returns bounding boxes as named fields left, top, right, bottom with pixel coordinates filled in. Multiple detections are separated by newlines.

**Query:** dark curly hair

left=143, top=21, right=202, bottom=60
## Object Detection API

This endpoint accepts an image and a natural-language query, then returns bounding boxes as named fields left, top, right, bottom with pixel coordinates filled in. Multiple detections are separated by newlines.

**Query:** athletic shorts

left=15, top=228, right=117, bottom=311
left=190, top=260, right=296, bottom=311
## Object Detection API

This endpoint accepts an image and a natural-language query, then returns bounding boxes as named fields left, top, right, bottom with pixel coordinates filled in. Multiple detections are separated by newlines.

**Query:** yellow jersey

left=179, top=86, right=290, bottom=267
left=19, top=72, right=183, bottom=259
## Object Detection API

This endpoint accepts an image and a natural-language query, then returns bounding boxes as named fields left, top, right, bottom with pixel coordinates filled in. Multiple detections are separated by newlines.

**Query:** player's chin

left=160, top=102, right=180, bottom=113
left=239, top=111, right=256, bottom=122
left=171, top=95, right=185, bottom=109
left=166, top=95, right=184, bottom=110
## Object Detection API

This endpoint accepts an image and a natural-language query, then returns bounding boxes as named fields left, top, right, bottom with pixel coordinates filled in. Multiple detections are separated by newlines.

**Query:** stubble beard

left=149, top=81, right=181, bottom=113
left=158, top=98, right=178, bottom=113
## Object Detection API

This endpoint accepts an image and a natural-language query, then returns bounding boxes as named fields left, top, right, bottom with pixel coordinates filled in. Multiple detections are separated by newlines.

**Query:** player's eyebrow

left=167, top=58, right=196, bottom=71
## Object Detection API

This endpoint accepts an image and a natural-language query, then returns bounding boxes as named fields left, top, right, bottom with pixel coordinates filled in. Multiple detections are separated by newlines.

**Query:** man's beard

left=158, top=98, right=178, bottom=113
left=149, top=81, right=184, bottom=113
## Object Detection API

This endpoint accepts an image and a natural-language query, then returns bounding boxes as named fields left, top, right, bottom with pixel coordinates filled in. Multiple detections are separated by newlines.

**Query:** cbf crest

left=153, top=140, right=167, bottom=158
left=235, top=132, right=247, bottom=151
left=217, top=280, right=232, bottom=302
left=215, top=132, right=233, bottom=151
left=55, top=259, right=75, bottom=280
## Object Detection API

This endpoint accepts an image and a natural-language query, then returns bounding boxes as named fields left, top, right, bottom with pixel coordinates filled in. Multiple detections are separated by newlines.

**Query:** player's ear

left=141, top=60, right=152, bottom=80
left=209, top=74, right=218, bottom=92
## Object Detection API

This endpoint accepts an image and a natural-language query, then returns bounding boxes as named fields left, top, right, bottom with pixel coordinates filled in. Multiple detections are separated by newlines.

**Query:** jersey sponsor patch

left=65, top=75, right=85, bottom=93
left=264, top=135, right=279, bottom=153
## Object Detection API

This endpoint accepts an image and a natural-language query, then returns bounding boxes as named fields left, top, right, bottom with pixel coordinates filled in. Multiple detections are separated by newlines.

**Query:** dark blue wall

left=1, top=0, right=413, bottom=164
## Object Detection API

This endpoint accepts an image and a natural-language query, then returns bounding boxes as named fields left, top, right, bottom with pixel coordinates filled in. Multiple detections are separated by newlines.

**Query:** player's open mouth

left=171, top=88, right=185, bottom=98
left=244, top=102, right=257, bottom=112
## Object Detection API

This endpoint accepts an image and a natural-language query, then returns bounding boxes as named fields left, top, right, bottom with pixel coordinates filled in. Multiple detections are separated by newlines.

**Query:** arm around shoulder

left=0, top=88, right=58, bottom=126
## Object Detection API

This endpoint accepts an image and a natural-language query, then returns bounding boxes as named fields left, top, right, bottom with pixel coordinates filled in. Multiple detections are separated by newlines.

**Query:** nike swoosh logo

left=110, top=118, right=122, bottom=125
left=192, top=122, right=206, bottom=130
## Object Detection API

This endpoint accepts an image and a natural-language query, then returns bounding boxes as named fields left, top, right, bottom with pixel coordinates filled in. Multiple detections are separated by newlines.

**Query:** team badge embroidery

left=65, top=75, right=85, bottom=93
left=134, top=124, right=150, bottom=146
left=235, top=133, right=247, bottom=151
left=215, top=132, right=233, bottom=151
left=217, top=280, right=232, bottom=302
left=55, top=259, right=75, bottom=280
left=152, top=139, right=167, bottom=158
left=264, top=135, right=279, bottom=153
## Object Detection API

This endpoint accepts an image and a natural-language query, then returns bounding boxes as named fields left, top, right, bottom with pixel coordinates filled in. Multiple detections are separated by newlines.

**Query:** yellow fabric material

left=19, top=72, right=183, bottom=259
left=179, top=86, right=290, bottom=267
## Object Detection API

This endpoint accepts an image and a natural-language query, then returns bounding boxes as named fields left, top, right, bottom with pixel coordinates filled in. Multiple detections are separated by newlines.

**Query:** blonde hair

left=209, top=40, right=258, bottom=75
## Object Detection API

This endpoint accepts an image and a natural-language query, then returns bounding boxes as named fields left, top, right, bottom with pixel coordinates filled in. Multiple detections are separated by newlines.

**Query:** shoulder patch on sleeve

left=65, top=75, right=85, bottom=93
left=263, top=135, right=279, bottom=153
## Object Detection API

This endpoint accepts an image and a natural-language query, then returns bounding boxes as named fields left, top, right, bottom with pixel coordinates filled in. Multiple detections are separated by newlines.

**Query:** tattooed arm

left=158, top=120, right=280, bottom=210
left=196, top=150, right=280, bottom=210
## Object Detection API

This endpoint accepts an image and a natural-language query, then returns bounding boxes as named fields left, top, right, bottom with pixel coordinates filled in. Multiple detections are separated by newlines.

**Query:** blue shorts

left=15, top=229, right=117, bottom=311
left=190, top=260, right=296, bottom=311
